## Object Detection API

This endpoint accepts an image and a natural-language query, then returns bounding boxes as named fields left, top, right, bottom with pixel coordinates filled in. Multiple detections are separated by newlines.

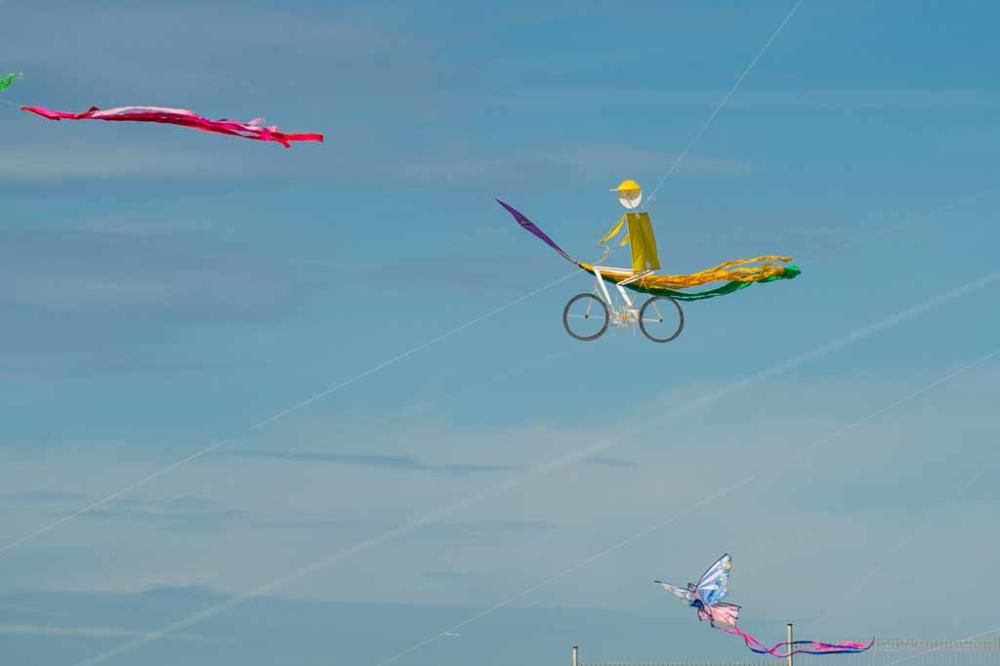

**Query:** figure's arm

left=599, top=214, right=628, bottom=247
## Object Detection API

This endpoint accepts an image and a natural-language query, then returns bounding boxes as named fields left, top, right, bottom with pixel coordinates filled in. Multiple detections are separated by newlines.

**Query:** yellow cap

left=610, top=179, right=641, bottom=194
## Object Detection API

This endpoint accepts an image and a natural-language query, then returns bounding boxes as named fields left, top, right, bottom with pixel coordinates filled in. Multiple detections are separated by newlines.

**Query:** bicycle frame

left=591, top=266, right=641, bottom=328
left=562, top=247, right=684, bottom=343
left=585, top=247, right=637, bottom=328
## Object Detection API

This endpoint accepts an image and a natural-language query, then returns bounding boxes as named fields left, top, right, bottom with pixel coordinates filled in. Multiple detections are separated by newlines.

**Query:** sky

left=1, top=0, right=999, bottom=664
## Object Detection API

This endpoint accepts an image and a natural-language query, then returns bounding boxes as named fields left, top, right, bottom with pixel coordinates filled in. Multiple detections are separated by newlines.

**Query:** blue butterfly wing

left=695, top=554, right=733, bottom=605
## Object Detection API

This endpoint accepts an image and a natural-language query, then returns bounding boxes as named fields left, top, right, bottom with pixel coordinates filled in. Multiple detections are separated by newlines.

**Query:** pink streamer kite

left=21, top=105, right=324, bottom=148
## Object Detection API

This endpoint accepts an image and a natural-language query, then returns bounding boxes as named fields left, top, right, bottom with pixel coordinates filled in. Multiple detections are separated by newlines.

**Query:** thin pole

left=572, top=645, right=579, bottom=666
left=787, top=624, right=794, bottom=666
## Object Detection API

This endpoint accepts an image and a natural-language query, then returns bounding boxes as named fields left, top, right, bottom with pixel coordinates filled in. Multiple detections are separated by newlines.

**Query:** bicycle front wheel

left=562, top=293, right=609, bottom=341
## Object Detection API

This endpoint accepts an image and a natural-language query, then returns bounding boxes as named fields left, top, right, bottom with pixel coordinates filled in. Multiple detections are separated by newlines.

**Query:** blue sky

left=1, top=1, right=998, bottom=664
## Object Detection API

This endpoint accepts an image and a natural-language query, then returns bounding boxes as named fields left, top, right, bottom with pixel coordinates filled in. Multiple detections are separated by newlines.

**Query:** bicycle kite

left=497, top=184, right=800, bottom=343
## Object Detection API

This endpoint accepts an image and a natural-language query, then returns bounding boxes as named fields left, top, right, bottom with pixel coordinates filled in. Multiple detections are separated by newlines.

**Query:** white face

left=619, top=190, right=642, bottom=209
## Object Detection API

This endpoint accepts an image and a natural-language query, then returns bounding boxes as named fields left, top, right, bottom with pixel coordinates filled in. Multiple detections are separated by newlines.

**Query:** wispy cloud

left=425, top=519, right=553, bottom=537
left=0, top=602, right=64, bottom=618
left=5, top=4, right=419, bottom=98
left=249, top=516, right=551, bottom=537
left=0, top=145, right=276, bottom=182
left=0, top=623, right=206, bottom=641
left=394, top=142, right=749, bottom=188
left=0, top=227, right=298, bottom=316
left=434, top=87, right=999, bottom=110
left=302, top=255, right=552, bottom=295
left=0, top=490, right=87, bottom=505
left=540, top=144, right=750, bottom=176
left=420, top=571, right=475, bottom=579
left=249, top=517, right=377, bottom=531
left=68, top=216, right=212, bottom=237
left=7, top=5, right=393, bottom=57
left=46, top=496, right=245, bottom=532
left=0, top=587, right=730, bottom=664
left=234, top=450, right=518, bottom=476
left=0, top=350, right=239, bottom=381
left=586, top=456, right=639, bottom=468
left=309, top=87, right=999, bottom=113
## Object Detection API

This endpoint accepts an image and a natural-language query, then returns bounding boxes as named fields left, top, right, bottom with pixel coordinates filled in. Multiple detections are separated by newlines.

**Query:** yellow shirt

left=599, top=211, right=661, bottom=273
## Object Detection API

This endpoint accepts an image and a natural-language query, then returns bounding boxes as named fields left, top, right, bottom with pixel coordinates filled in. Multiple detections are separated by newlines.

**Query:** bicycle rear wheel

left=638, top=295, right=684, bottom=343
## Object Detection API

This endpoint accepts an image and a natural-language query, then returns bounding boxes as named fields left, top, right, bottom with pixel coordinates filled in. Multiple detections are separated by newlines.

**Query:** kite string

left=71, top=270, right=1000, bottom=666
left=62, top=18, right=995, bottom=652
left=372, top=344, right=1000, bottom=666
left=884, top=625, right=1000, bottom=666
left=645, top=0, right=806, bottom=206
left=75, top=285, right=1000, bottom=666
left=6, top=6, right=986, bottom=657
left=0, top=0, right=847, bottom=560
left=812, top=454, right=992, bottom=627
left=0, top=270, right=577, bottom=558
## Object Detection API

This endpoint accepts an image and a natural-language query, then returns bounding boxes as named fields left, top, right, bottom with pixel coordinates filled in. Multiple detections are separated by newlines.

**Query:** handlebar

left=594, top=245, right=612, bottom=264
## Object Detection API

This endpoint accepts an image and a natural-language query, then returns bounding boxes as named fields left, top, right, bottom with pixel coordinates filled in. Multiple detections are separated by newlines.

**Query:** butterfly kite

left=655, top=554, right=873, bottom=658
left=20, top=104, right=323, bottom=148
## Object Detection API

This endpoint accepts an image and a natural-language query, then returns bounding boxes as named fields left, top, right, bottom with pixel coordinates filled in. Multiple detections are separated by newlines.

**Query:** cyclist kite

left=497, top=183, right=800, bottom=342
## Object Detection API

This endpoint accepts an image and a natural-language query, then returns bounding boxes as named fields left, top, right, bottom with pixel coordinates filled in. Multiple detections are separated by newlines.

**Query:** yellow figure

left=599, top=179, right=661, bottom=275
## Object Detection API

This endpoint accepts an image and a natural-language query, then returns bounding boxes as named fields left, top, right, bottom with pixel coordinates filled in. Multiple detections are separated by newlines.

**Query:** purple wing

left=496, top=199, right=576, bottom=264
